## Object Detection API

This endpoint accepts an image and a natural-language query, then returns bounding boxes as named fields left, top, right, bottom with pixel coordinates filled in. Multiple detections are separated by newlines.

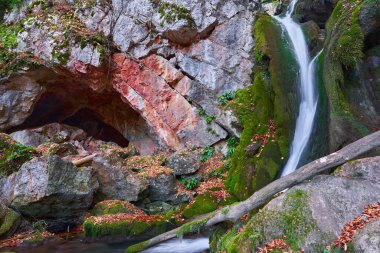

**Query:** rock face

left=92, top=154, right=148, bottom=202
left=0, top=0, right=259, bottom=154
left=212, top=156, right=380, bottom=253
left=166, top=149, right=203, bottom=176
left=0, top=155, right=98, bottom=231
left=293, top=0, right=338, bottom=27
left=352, top=219, right=380, bottom=253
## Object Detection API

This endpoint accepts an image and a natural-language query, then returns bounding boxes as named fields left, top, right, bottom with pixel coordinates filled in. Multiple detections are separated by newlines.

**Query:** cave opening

left=7, top=78, right=144, bottom=148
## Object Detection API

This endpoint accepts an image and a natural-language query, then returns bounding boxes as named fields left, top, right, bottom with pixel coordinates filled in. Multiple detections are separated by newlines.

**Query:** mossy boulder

left=212, top=158, right=380, bottom=252
left=322, top=0, right=376, bottom=151
left=1, top=155, right=98, bottom=232
left=83, top=213, right=175, bottom=241
left=181, top=177, right=238, bottom=219
left=227, top=14, right=299, bottom=200
left=0, top=203, right=21, bottom=239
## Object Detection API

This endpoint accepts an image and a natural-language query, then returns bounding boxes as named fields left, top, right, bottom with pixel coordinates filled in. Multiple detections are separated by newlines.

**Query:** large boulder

left=145, top=167, right=177, bottom=202
left=166, top=149, right=203, bottom=176
left=92, top=154, right=148, bottom=202
left=0, top=155, right=98, bottom=231
left=212, top=156, right=380, bottom=253
left=10, top=130, right=48, bottom=147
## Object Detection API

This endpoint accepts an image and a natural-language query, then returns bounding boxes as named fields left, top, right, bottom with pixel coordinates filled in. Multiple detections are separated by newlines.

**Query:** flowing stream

left=273, top=0, right=320, bottom=177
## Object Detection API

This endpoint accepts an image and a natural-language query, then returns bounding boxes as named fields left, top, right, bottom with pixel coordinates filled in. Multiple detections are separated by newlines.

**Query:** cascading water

left=273, top=0, right=320, bottom=177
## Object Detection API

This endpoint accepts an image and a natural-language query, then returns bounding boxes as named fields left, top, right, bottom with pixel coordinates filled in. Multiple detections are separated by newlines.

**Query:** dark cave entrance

left=9, top=80, right=138, bottom=148
left=63, top=108, right=129, bottom=147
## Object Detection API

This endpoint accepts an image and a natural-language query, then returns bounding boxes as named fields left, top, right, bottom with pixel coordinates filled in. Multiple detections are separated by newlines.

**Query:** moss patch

left=0, top=134, right=36, bottom=178
left=0, top=207, right=20, bottom=239
left=181, top=194, right=219, bottom=219
left=83, top=214, right=174, bottom=239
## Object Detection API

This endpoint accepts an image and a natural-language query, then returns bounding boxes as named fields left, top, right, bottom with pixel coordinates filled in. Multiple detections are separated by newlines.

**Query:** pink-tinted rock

left=112, top=53, right=227, bottom=150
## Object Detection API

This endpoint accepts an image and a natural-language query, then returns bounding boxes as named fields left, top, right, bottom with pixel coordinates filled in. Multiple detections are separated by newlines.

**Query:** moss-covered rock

left=0, top=203, right=21, bottom=239
left=322, top=0, right=374, bottom=151
left=211, top=190, right=316, bottom=253
left=0, top=133, right=36, bottom=178
left=181, top=194, right=219, bottom=219
left=301, top=20, right=323, bottom=56
left=212, top=158, right=380, bottom=252
left=83, top=213, right=175, bottom=240
left=227, top=14, right=299, bottom=200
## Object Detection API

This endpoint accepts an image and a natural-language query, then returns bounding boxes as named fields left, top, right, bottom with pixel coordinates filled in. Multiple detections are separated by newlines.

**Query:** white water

left=142, top=237, right=209, bottom=253
left=273, top=0, right=320, bottom=177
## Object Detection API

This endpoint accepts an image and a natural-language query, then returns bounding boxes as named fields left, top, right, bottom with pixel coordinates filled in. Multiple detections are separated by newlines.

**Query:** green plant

left=201, top=146, right=215, bottom=162
left=198, top=108, right=216, bottom=124
left=179, top=178, right=199, bottom=190
left=226, top=136, right=239, bottom=158
left=0, top=136, right=35, bottom=177
left=32, top=220, right=48, bottom=232
left=153, top=0, right=195, bottom=28
left=218, top=91, right=237, bottom=105
left=207, top=127, right=220, bottom=137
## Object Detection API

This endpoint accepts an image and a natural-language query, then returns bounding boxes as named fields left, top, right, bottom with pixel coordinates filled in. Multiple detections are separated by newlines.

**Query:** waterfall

left=273, top=0, right=320, bottom=177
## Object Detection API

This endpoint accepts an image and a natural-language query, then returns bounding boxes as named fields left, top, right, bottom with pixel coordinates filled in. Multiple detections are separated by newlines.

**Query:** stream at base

left=0, top=236, right=210, bottom=253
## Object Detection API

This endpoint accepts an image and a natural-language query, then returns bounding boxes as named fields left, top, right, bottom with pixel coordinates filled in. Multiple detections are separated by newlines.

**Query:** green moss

left=181, top=194, right=218, bottom=219
left=322, top=0, right=370, bottom=149
left=0, top=0, right=23, bottom=20
left=83, top=218, right=171, bottom=239
left=152, top=0, right=195, bottom=28
left=212, top=190, right=314, bottom=252
left=0, top=134, right=36, bottom=178
left=125, top=241, right=150, bottom=253
left=227, top=14, right=299, bottom=200
left=0, top=208, right=20, bottom=237
left=176, top=215, right=212, bottom=237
